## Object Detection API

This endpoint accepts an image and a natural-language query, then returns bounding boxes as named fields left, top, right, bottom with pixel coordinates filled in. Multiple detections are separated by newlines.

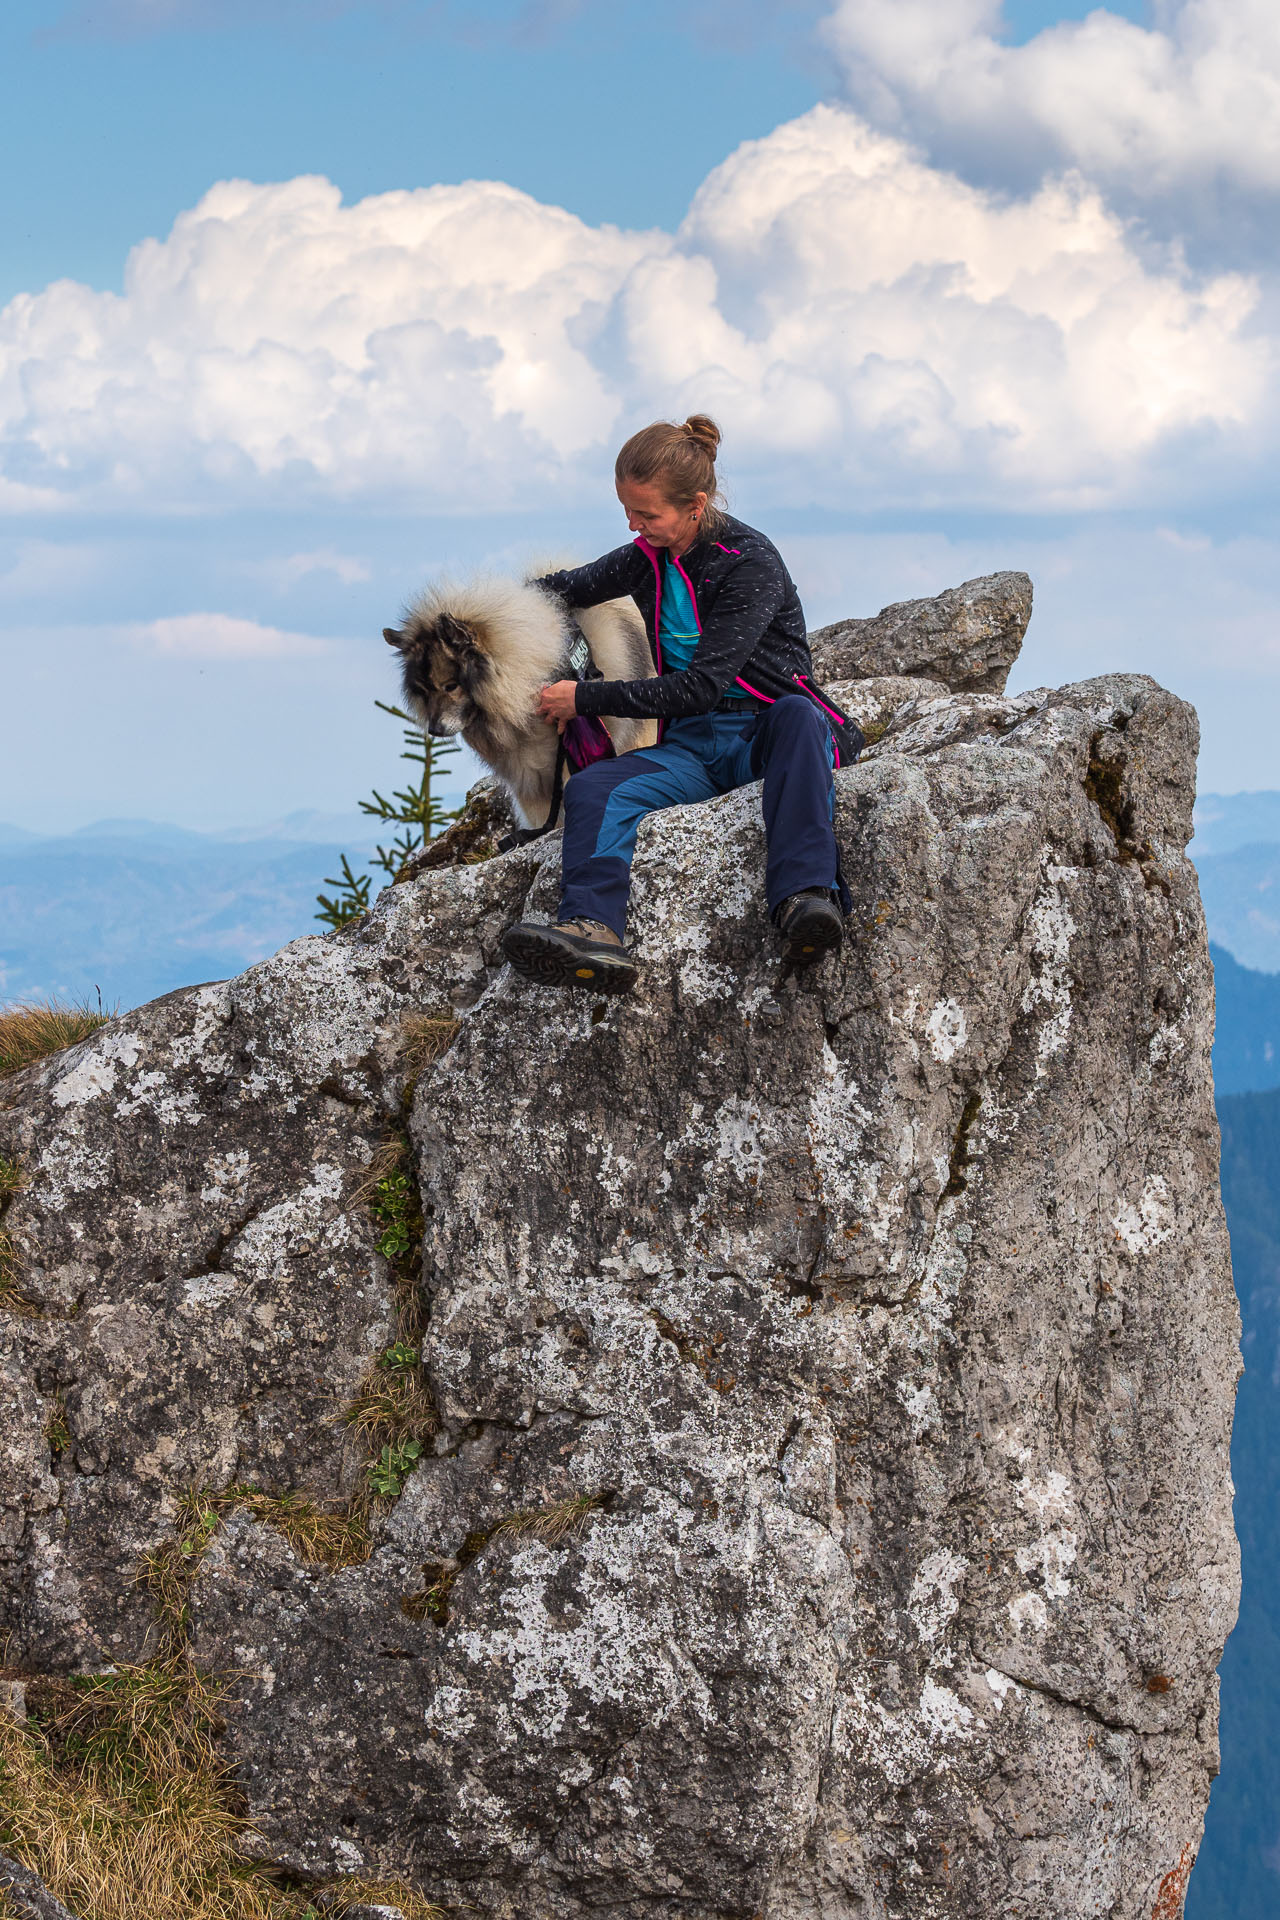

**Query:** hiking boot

left=776, top=888, right=844, bottom=966
left=501, top=917, right=639, bottom=994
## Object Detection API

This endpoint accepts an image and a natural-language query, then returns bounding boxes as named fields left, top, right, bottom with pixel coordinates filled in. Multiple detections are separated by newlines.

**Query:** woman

left=501, top=416, right=860, bottom=993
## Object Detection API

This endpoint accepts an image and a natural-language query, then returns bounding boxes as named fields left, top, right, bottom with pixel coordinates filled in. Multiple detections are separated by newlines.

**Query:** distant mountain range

left=0, top=808, right=468, bottom=1011
left=1187, top=1086, right=1280, bottom=1917
left=3, top=790, right=1278, bottom=1034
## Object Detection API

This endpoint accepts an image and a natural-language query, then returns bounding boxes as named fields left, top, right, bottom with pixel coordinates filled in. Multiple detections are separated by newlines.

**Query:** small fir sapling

left=316, top=700, right=461, bottom=929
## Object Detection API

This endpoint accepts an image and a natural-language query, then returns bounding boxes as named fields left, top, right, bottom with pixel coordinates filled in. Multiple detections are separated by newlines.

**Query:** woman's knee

left=765, top=693, right=828, bottom=743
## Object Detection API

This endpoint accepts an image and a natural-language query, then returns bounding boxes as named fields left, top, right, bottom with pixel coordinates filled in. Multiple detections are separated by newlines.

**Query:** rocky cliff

left=0, top=576, right=1239, bottom=1919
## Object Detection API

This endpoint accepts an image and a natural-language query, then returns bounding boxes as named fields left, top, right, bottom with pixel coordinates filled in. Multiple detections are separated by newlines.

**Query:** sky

left=2, top=0, right=1277, bottom=832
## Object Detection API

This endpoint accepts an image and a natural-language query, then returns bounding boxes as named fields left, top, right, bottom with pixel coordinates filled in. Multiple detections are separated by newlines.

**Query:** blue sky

left=3, top=0, right=1275, bottom=832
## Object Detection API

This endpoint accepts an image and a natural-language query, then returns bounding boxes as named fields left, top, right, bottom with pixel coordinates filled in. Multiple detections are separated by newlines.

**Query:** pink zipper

left=794, top=673, right=846, bottom=725
left=735, top=676, right=775, bottom=702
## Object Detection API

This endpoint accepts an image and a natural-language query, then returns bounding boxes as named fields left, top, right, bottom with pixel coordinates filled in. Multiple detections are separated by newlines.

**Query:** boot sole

left=502, top=925, right=638, bottom=994
left=781, top=905, right=844, bottom=967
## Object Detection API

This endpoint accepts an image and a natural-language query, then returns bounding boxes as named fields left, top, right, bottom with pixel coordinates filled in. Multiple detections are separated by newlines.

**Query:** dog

left=384, top=570, right=657, bottom=829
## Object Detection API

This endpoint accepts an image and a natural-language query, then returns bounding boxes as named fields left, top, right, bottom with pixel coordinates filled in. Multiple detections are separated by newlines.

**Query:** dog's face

left=384, top=612, right=490, bottom=737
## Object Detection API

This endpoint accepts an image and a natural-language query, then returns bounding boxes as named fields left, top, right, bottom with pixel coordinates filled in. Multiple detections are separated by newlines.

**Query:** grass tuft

left=402, top=1013, right=459, bottom=1074
left=0, top=1001, right=109, bottom=1078
left=43, top=1396, right=70, bottom=1460
left=489, top=1491, right=610, bottom=1548
left=340, top=1135, right=437, bottom=1508
left=341, top=1368, right=438, bottom=1449
left=0, top=1157, right=37, bottom=1317
left=0, top=1659, right=446, bottom=1919
left=401, top=1492, right=611, bottom=1626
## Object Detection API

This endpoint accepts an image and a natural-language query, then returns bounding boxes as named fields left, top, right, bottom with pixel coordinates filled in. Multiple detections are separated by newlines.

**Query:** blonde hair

left=615, top=415, right=726, bottom=535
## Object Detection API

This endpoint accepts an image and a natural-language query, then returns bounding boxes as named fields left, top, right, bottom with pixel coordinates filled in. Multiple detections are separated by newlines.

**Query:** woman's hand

left=538, top=680, right=579, bottom=733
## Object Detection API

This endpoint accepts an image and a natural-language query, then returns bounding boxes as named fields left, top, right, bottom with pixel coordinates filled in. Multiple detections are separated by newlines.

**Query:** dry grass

left=402, top=1493, right=610, bottom=1625
left=348, top=1136, right=406, bottom=1211
left=0, top=1157, right=37, bottom=1318
left=0, top=1660, right=446, bottom=1920
left=490, top=1492, right=610, bottom=1548
left=402, top=1013, right=459, bottom=1073
left=340, top=1370, right=438, bottom=1449
left=0, top=1002, right=108, bottom=1078
left=141, top=1487, right=371, bottom=1657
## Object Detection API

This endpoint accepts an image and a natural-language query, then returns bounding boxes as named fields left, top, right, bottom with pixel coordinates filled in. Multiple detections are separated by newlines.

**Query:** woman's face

left=616, top=477, right=707, bottom=550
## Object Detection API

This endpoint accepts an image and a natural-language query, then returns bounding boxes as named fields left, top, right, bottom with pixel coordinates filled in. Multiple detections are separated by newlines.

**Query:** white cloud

left=126, top=613, right=334, bottom=657
left=269, top=548, right=372, bottom=588
left=821, top=0, right=1280, bottom=244
left=0, top=105, right=1271, bottom=518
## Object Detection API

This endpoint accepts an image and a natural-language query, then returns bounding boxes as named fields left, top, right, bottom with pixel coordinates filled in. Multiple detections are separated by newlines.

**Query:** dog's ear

left=436, top=612, right=478, bottom=653
left=384, top=626, right=411, bottom=651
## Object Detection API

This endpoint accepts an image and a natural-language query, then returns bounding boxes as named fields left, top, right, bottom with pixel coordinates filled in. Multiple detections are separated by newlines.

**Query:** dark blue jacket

left=536, top=515, right=859, bottom=750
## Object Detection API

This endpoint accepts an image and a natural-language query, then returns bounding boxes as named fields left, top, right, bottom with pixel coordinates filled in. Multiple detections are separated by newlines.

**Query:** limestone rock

left=811, top=571, right=1033, bottom=693
left=0, top=665, right=1238, bottom=1918
left=0, top=1853, right=81, bottom=1920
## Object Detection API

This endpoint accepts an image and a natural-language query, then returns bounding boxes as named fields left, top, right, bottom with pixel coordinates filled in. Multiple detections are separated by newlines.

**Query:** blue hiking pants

left=558, top=694, right=839, bottom=938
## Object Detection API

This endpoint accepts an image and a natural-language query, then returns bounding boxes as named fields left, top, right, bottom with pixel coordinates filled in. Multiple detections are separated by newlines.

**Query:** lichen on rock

left=0, top=577, right=1238, bottom=1919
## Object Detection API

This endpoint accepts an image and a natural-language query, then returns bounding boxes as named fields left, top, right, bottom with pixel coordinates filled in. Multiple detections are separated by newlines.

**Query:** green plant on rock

left=381, top=1340, right=420, bottom=1370
left=366, top=1439, right=423, bottom=1499
left=316, top=700, right=462, bottom=929
left=43, top=1395, right=70, bottom=1460
left=342, top=1134, right=437, bottom=1503
left=371, top=1168, right=417, bottom=1262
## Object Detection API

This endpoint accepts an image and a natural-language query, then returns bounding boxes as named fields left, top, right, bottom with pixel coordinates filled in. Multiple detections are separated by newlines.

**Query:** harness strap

left=497, top=620, right=592, bottom=850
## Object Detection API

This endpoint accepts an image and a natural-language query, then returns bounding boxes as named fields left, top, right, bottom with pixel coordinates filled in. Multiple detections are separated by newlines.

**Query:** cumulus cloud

left=821, top=0, right=1280, bottom=253
left=269, top=549, right=372, bottom=588
left=0, top=106, right=1271, bottom=517
left=126, top=613, right=334, bottom=657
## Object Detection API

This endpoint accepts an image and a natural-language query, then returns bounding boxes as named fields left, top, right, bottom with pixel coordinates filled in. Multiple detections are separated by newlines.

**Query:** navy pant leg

left=559, top=736, right=718, bottom=937
left=748, top=695, right=839, bottom=913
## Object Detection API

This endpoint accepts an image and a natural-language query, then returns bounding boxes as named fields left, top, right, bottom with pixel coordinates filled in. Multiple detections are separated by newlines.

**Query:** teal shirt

left=659, top=552, right=701, bottom=672
left=660, top=551, right=749, bottom=697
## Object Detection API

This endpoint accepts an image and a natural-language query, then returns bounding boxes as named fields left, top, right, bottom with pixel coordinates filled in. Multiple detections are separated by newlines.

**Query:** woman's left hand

left=538, top=680, right=579, bottom=732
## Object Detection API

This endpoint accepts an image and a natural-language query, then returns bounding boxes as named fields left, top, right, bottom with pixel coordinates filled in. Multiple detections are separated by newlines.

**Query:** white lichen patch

left=1008, top=1591, right=1049, bottom=1635
left=896, top=1379, right=942, bottom=1439
left=985, top=1668, right=1018, bottom=1711
left=918, top=1676, right=974, bottom=1742
left=629, top=789, right=762, bottom=1006
left=50, top=1027, right=142, bottom=1109
left=925, top=999, right=968, bottom=1063
left=909, top=1549, right=968, bottom=1643
left=115, top=1070, right=207, bottom=1128
left=918, top=1225, right=969, bottom=1333
left=712, top=1096, right=768, bottom=1186
left=807, top=1044, right=872, bottom=1194
left=199, top=1149, right=252, bottom=1206
left=1021, top=862, right=1078, bottom=1075
left=231, top=1164, right=353, bottom=1273
left=182, top=1271, right=240, bottom=1311
left=1112, top=1175, right=1175, bottom=1254
left=1012, top=1468, right=1078, bottom=1600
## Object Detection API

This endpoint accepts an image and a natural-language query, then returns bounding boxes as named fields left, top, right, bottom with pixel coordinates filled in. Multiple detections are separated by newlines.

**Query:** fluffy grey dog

left=384, top=571, right=657, bottom=829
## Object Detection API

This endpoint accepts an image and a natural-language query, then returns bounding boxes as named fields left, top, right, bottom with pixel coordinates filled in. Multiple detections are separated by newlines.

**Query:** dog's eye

left=442, top=680, right=459, bottom=693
